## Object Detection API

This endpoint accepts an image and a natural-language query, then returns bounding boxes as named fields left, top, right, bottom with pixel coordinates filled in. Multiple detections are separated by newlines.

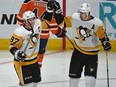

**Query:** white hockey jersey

left=63, top=13, right=106, bottom=55
left=9, top=19, right=43, bottom=64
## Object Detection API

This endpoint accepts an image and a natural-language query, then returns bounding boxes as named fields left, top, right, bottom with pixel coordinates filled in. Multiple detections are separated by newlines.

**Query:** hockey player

left=9, top=11, right=64, bottom=87
left=16, top=0, right=58, bottom=68
left=47, top=1, right=112, bottom=87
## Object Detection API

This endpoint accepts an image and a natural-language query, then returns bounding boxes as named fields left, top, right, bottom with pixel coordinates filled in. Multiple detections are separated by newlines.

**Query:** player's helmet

left=78, top=3, right=91, bottom=13
left=23, top=11, right=35, bottom=21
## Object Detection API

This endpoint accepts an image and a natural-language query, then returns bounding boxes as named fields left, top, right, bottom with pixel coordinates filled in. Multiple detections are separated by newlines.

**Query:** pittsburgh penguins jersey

left=9, top=19, right=45, bottom=65
left=61, top=13, right=106, bottom=55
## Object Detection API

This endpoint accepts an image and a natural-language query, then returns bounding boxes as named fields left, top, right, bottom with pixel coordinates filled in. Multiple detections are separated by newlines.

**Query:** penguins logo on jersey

left=29, top=33, right=39, bottom=49
left=75, top=26, right=92, bottom=43
left=31, top=26, right=40, bottom=45
left=31, top=34, right=39, bottom=44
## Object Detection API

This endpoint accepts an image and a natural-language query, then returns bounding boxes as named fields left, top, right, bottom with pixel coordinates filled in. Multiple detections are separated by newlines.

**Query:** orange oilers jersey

left=17, top=0, right=47, bottom=22
left=16, top=0, right=58, bottom=39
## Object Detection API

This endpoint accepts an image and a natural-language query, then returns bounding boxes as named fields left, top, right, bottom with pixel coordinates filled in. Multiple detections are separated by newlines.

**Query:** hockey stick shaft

left=65, top=34, right=75, bottom=48
left=104, top=15, right=110, bottom=87
left=23, top=32, right=33, bottom=53
left=106, top=52, right=109, bottom=87
left=20, top=30, right=34, bottom=62
left=23, top=21, right=34, bottom=54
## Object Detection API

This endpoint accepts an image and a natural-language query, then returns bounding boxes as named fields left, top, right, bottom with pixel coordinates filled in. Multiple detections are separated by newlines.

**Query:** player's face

left=80, top=12, right=88, bottom=21
left=24, top=17, right=35, bottom=30
left=27, top=18, right=35, bottom=27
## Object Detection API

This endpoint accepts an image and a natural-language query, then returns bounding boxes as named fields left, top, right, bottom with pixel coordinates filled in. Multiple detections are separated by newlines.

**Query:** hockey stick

left=21, top=21, right=35, bottom=61
left=23, top=29, right=34, bottom=54
left=105, top=52, right=109, bottom=87
left=23, top=19, right=35, bottom=54
left=65, top=34, right=75, bottom=49
left=100, top=3, right=110, bottom=86
left=104, top=15, right=110, bottom=87
left=20, top=29, right=34, bottom=61
left=23, top=19, right=40, bottom=58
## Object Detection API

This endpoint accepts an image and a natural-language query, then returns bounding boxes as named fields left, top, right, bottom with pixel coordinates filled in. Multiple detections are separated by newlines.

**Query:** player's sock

left=23, top=82, right=33, bottom=87
left=33, top=82, right=38, bottom=87
left=69, top=77, right=80, bottom=87
left=85, top=76, right=96, bottom=87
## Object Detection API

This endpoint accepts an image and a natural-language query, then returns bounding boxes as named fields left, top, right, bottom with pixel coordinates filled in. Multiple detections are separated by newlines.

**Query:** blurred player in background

left=16, top=0, right=58, bottom=68
left=46, top=1, right=112, bottom=87
left=10, top=10, right=64, bottom=87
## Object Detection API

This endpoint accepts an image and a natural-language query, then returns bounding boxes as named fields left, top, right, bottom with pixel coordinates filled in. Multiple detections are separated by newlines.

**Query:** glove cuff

left=46, top=7, right=53, bottom=13
left=100, top=37, right=109, bottom=43
left=55, top=9, right=62, bottom=14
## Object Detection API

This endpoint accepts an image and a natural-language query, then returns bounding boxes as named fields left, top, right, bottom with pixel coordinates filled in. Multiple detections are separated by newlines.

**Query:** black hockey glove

left=53, top=1, right=64, bottom=25
left=54, top=0, right=62, bottom=14
left=14, top=50, right=26, bottom=61
left=101, top=37, right=111, bottom=52
left=46, top=0, right=55, bottom=13
left=55, top=27, right=66, bottom=37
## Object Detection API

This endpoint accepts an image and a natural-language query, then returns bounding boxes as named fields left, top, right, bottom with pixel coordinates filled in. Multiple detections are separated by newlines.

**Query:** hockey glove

left=46, top=0, right=54, bottom=13
left=101, top=37, right=111, bottom=52
left=14, top=50, right=26, bottom=61
left=53, top=1, right=64, bottom=25
left=55, top=27, right=66, bottom=37
left=54, top=0, right=62, bottom=14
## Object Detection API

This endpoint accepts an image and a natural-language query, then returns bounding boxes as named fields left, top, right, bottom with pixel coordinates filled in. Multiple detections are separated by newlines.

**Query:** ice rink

left=0, top=50, right=116, bottom=87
